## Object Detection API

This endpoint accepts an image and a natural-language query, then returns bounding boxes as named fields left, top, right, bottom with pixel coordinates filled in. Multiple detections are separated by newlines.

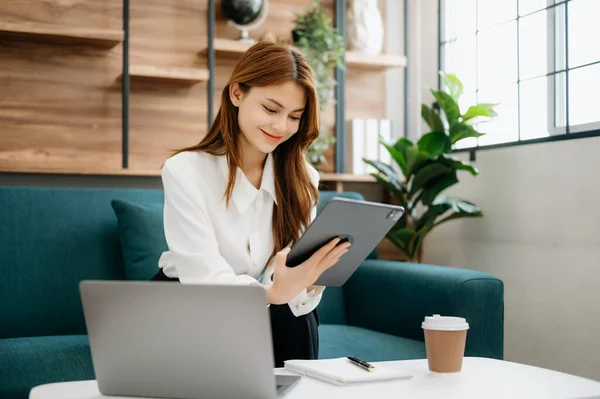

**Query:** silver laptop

left=79, top=280, right=301, bottom=399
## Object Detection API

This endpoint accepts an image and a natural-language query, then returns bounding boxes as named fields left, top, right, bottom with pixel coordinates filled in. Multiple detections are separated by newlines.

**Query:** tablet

left=286, top=197, right=405, bottom=287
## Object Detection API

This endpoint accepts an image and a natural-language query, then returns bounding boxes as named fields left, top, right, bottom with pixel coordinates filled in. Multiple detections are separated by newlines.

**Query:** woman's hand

left=265, top=237, right=351, bottom=305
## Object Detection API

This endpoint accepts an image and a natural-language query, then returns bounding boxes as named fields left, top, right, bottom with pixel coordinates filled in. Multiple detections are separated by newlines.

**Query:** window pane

left=443, top=35, right=477, bottom=94
left=477, top=84, right=519, bottom=145
left=568, top=0, right=600, bottom=68
left=519, top=0, right=548, bottom=16
left=569, top=63, right=600, bottom=126
left=519, top=10, right=550, bottom=79
left=477, top=0, right=517, bottom=29
left=455, top=136, right=478, bottom=149
left=520, top=76, right=550, bottom=139
left=478, top=21, right=518, bottom=90
left=442, top=0, right=477, bottom=42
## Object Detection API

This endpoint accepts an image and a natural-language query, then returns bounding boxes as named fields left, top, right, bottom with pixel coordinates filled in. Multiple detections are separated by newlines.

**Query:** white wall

left=418, top=1, right=600, bottom=381
left=424, top=140, right=600, bottom=381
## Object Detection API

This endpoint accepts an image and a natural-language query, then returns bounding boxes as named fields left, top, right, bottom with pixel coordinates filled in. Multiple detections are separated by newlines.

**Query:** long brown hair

left=175, top=41, right=320, bottom=262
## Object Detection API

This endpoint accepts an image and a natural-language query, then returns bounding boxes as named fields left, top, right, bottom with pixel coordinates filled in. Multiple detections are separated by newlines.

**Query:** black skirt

left=151, top=268, right=319, bottom=367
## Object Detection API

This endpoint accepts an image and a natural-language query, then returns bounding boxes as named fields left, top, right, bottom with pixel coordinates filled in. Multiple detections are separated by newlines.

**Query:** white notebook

left=283, top=357, right=412, bottom=386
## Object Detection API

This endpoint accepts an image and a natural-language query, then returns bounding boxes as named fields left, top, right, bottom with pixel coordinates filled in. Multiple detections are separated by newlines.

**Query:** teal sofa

left=0, top=186, right=504, bottom=398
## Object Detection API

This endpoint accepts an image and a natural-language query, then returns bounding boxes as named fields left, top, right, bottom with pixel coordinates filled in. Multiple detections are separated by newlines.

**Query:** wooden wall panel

left=0, top=0, right=123, bottom=173
left=1, top=0, right=121, bottom=28
left=0, top=0, right=392, bottom=175
left=127, top=0, right=208, bottom=170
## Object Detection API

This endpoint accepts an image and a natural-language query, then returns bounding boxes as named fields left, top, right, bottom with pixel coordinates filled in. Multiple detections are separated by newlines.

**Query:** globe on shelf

left=221, top=0, right=269, bottom=43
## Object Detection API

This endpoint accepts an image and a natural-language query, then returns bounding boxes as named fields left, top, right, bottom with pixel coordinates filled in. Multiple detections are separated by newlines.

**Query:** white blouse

left=158, top=150, right=325, bottom=317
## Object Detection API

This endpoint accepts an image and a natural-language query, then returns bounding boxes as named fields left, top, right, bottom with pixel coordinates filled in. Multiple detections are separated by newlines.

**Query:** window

left=440, top=0, right=600, bottom=149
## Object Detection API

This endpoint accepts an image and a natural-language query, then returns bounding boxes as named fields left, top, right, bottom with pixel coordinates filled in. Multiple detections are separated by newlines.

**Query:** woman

left=151, top=41, right=351, bottom=367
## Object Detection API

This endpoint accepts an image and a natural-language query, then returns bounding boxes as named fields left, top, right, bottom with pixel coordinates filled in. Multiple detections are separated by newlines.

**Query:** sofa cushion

left=318, top=324, right=426, bottom=362
left=111, top=199, right=167, bottom=281
left=318, top=287, right=347, bottom=325
left=0, top=187, right=164, bottom=339
left=0, top=335, right=94, bottom=399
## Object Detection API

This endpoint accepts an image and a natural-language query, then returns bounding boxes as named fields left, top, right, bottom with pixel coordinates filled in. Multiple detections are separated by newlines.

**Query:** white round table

left=30, top=357, right=600, bottom=399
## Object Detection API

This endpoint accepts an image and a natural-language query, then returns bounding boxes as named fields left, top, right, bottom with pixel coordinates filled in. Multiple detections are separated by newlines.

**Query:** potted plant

left=292, top=0, right=345, bottom=171
left=364, top=72, right=498, bottom=262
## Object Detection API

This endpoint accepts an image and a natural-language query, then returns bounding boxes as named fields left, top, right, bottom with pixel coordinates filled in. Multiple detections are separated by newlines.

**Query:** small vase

left=347, top=0, right=384, bottom=55
left=291, top=29, right=301, bottom=44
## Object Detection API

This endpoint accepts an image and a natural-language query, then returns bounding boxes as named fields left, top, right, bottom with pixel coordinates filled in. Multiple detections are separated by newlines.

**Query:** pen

left=347, top=356, right=375, bottom=372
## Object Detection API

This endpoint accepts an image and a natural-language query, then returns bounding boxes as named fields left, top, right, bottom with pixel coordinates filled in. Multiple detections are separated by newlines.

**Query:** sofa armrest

left=343, top=259, right=504, bottom=359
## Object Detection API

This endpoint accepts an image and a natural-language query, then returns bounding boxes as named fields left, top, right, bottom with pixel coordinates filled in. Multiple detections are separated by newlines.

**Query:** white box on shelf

left=345, top=119, right=366, bottom=175
left=364, top=119, right=380, bottom=174
left=379, top=119, right=392, bottom=166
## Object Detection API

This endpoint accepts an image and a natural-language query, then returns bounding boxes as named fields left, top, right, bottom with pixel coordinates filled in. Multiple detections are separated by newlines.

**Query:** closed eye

left=263, top=105, right=276, bottom=114
left=264, top=105, right=301, bottom=121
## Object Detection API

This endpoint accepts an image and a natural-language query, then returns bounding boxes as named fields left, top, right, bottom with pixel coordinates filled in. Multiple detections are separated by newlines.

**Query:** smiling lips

left=261, top=129, right=283, bottom=143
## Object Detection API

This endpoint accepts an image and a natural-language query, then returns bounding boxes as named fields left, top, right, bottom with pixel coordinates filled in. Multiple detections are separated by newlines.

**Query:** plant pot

left=377, top=238, right=424, bottom=263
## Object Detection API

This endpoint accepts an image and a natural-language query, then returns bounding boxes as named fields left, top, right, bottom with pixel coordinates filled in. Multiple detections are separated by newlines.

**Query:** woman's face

left=229, top=81, right=306, bottom=154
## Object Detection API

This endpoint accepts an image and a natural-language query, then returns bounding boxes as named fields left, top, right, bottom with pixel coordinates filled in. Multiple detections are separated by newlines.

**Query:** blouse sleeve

left=161, top=162, right=260, bottom=286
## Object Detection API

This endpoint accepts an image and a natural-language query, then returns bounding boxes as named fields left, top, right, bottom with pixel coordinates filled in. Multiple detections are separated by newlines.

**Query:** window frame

left=438, top=0, right=600, bottom=153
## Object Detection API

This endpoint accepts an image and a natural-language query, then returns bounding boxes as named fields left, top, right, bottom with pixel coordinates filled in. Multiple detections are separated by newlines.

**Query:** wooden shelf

left=126, top=65, right=209, bottom=85
left=0, top=22, right=123, bottom=48
left=1, top=167, right=162, bottom=177
left=320, top=173, right=378, bottom=192
left=198, top=38, right=253, bottom=57
left=199, top=39, right=407, bottom=69
left=4, top=168, right=383, bottom=182
left=346, top=51, right=407, bottom=69
left=320, top=173, right=376, bottom=183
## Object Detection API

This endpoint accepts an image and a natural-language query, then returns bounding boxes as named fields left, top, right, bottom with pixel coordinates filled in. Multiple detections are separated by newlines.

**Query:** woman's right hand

left=265, top=237, right=351, bottom=305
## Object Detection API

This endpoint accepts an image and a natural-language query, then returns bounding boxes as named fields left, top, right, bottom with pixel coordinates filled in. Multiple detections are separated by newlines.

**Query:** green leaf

left=432, top=196, right=483, bottom=227
left=409, top=163, right=452, bottom=196
left=413, top=202, right=451, bottom=232
left=363, top=159, right=405, bottom=193
left=431, top=89, right=461, bottom=124
left=411, top=222, right=435, bottom=259
left=440, top=72, right=464, bottom=101
left=439, top=154, right=479, bottom=176
left=393, top=137, right=414, bottom=154
left=370, top=173, right=406, bottom=207
left=433, top=211, right=483, bottom=227
left=462, top=103, right=498, bottom=122
left=404, top=146, right=434, bottom=177
left=410, top=200, right=448, bottom=258
left=420, top=172, right=459, bottom=205
left=381, top=141, right=407, bottom=177
left=362, top=159, right=397, bottom=181
left=387, top=228, right=416, bottom=253
left=449, top=122, right=485, bottom=144
left=417, top=131, right=452, bottom=157
left=432, top=196, right=480, bottom=213
left=421, top=104, right=445, bottom=132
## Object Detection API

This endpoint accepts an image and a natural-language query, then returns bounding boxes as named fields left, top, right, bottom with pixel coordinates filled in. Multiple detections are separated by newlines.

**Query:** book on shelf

left=346, top=118, right=393, bottom=175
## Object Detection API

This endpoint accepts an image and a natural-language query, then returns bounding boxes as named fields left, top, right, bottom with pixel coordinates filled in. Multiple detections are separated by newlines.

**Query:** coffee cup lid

left=421, top=314, right=469, bottom=331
